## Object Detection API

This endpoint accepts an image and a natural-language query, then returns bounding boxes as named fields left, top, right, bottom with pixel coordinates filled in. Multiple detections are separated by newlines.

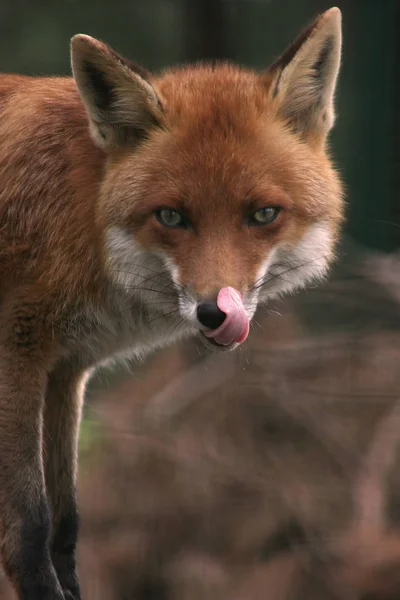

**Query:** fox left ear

left=267, top=7, right=342, bottom=147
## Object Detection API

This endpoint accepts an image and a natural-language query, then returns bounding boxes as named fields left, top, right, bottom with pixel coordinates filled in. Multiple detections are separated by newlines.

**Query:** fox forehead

left=154, top=64, right=281, bottom=183
left=107, top=119, right=337, bottom=236
left=102, top=64, right=340, bottom=228
left=155, top=63, right=271, bottom=129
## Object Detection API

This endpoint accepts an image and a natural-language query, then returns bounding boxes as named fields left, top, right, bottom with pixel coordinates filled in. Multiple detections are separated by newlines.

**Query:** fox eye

left=250, top=207, right=280, bottom=225
left=156, top=208, right=187, bottom=228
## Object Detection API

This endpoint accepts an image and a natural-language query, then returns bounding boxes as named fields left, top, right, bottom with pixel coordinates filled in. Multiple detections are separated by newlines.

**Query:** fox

left=0, top=6, right=344, bottom=600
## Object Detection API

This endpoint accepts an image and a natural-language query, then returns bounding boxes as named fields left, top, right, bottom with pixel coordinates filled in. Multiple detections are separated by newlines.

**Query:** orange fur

left=0, top=8, right=344, bottom=600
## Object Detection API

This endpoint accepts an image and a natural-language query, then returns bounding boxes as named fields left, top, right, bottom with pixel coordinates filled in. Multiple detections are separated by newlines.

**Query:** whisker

left=108, top=262, right=186, bottom=292
left=107, top=268, right=180, bottom=291
left=252, top=255, right=330, bottom=293
left=145, top=308, right=181, bottom=325
left=251, top=263, right=285, bottom=290
left=109, top=285, right=177, bottom=298
left=166, top=318, right=186, bottom=340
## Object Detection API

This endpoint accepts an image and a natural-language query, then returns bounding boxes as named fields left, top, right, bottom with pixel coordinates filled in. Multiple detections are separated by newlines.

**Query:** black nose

left=197, top=302, right=226, bottom=329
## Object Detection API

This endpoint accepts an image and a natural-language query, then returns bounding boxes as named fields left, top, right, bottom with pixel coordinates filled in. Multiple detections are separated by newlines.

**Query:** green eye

left=250, top=207, right=280, bottom=225
left=156, top=208, right=187, bottom=228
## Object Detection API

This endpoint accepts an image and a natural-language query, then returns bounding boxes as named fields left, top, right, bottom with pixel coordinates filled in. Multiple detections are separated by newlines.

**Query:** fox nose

left=196, top=302, right=226, bottom=330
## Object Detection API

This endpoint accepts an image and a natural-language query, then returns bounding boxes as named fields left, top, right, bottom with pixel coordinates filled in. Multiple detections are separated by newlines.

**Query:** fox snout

left=184, top=287, right=251, bottom=349
left=196, top=302, right=226, bottom=329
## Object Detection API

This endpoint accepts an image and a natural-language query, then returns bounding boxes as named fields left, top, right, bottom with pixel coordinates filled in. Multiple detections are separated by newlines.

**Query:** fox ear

left=71, top=35, right=163, bottom=150
left=267, top=7, right=342, bottom=147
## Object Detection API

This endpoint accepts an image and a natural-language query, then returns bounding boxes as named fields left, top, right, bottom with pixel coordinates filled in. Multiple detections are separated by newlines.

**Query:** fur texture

left=0, top=7, right=343, bottom=599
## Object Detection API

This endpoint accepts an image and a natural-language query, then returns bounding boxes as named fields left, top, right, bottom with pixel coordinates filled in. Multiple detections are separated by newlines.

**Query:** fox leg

left=43, top=360, right=89, bottom=600
left=0, top=303, right=64, bottom=599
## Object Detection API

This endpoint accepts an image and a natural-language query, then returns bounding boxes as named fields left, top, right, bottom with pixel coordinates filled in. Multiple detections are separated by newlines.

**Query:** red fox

left=0, top=7, right=343, bottom=600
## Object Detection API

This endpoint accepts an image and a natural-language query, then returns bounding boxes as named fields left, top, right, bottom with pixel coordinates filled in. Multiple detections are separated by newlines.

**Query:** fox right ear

left=267, top=7, right=342, bottom=148
left=71, top=35, right=164, bottom=150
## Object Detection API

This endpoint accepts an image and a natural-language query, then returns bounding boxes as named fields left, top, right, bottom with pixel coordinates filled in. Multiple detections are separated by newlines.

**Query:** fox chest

left=58, top=305, right=188, bottom=368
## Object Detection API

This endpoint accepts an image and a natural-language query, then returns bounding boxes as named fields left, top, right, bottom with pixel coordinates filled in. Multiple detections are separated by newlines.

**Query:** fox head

left=71, top=7, right=344, bottom=350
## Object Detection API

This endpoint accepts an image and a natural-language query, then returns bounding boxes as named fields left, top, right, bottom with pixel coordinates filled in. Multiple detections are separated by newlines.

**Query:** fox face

left=71, top=7, right=344, bottom=350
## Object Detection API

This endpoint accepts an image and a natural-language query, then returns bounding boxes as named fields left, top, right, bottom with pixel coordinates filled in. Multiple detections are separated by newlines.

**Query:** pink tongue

left=204, top=287, right=249, bottom=346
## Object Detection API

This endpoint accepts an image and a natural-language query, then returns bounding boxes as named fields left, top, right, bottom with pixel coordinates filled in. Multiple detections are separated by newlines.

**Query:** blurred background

left=1, top=1, right=400, bottom=598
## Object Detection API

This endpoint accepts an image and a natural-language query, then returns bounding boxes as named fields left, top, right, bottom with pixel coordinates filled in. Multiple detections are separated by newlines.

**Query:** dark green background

left=0, top=0, right=398, bottom=251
